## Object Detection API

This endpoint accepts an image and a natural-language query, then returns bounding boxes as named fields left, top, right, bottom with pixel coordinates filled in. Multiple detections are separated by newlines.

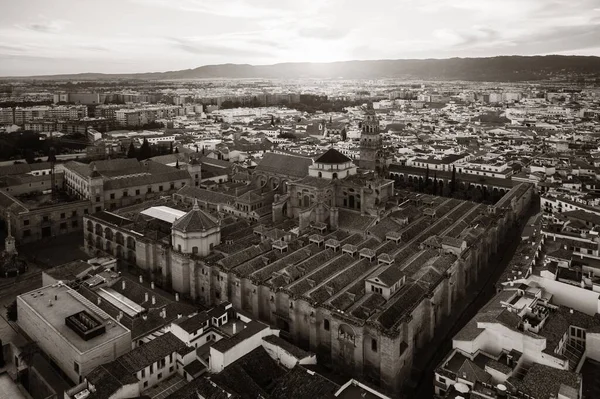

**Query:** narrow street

left=408, top=200, right=540, bottom=399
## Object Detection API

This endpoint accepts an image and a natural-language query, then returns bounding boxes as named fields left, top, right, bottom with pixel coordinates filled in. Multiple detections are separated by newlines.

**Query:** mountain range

left=5, top=55, right=600, bottom=81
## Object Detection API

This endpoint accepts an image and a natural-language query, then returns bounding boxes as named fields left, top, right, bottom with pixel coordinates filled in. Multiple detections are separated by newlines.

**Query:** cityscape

left=1, top=1, right=600, bottom=399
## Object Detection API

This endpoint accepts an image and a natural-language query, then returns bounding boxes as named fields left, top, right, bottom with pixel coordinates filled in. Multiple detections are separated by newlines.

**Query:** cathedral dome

left=315, top=149, right=352, bottom=164
left=172, top=199, right=219, bottom=233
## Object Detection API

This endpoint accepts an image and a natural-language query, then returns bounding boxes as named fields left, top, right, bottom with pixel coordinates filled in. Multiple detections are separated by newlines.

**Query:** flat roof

left=141, top=206, right=186, bottom=224
left=18, top=284, right=130, bottom=354
left=0, top=373, right=26, bottom=399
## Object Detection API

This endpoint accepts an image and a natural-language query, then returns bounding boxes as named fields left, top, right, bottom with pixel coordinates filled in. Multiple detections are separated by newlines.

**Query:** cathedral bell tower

left=359, top=107, right=384, bottom=174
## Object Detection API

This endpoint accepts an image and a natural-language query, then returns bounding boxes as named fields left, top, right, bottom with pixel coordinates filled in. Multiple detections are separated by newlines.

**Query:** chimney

left=97, top=297, right=101, bottom=305
left=152, top=295, right=156, bottom=305
left=175, top=293, right=179, bottom=302
left=177, top=313, right=182, bottom=319
left=161, top=309, right=166, bottom=319
left=122, top=280, right=126, bottom=290
left=151, top=281, right=155, bottom=290
left=144, top=292, right=149, bottom=302
left=233, top=323, right=237, bottom=335
left=139, top=275, right=143, bottom=284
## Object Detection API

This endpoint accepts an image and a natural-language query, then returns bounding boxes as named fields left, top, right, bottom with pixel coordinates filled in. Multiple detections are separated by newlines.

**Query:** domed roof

left=315, top=148, right=351, bottom=164
left=172, top=199, right=219, bottom=233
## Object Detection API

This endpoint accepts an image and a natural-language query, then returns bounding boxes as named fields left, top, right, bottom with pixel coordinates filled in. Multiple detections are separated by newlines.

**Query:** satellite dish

left=454, top=383, right=470, bottom=394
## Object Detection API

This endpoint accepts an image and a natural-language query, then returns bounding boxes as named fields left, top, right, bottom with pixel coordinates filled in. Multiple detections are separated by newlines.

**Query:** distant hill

left=5, top=55, right=600, bottom=81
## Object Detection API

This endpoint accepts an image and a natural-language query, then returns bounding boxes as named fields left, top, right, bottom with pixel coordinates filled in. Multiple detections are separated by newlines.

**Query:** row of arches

left=88, top=220, right=137, bottom=250
left=389, top=172, right=509, bottom=195
left=87, top=232, right=136, bottom=263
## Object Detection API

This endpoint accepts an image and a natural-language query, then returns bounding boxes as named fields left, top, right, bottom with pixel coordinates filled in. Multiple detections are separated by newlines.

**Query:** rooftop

left=18, top=284, right=130, bottom=353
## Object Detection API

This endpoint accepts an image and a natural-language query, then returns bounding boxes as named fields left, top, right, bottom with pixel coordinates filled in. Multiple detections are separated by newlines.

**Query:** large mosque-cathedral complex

left=83, top=111, right=533, bottom=394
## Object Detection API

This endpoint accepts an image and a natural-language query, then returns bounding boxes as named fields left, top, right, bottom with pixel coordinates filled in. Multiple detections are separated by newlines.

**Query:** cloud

left=298, top=26, right=350, bottom=40
left=131, top=0, right=291, bottom=19
left=169, top=37, right=274, bottom=57
left=19, top=18, right=69, bottom=34
left=433, top=26, right=501, bottom=47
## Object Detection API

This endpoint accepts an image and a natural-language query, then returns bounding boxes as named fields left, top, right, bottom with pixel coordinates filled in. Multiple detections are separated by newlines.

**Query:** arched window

left=318, top=172, right=322, bottom=178
left=192, top=247, right=198, bottom=254
left=332, top=173, right=338, bottom=179
left=324, top=319, right=330, bottom=331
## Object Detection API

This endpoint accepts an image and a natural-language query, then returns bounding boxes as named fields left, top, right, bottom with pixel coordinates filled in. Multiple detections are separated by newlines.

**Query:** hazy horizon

left=2, top=0, right=600, bottom=76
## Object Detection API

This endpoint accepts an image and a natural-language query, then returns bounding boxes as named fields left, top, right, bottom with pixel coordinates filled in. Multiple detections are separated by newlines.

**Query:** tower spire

left=192, top=197, right=199, bottom=211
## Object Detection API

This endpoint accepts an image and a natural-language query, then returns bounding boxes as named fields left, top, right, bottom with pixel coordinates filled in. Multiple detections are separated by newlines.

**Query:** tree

left=271, top=115, right=275, bottom=126
left=18, top=342, right=40, bottom=366
left=47, top=147, right=56, bottom=163
left=175, top=160, right=179, bottom=169
left=451, top=165, right=456, bottom=193
left=6, top=299, right=17, bottom=322
left=174, top=146, right=179, bottom=154
left=137, top=139, right=152, bottom=160
left=169, top=142, right=173, bottom=154
left=126, top=142, right=137, bottom=159
left=24, top=149, right=35, bottom=164
left=425, top=165, right=430, bottom=187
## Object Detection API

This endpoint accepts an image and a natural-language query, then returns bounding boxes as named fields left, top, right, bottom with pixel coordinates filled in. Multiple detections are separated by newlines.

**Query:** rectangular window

left=96, top=206, right=101, bottom=213
left=95, top=196, right=100, bottom=202
left=84, top=209, right=89, bottom=214
left=170, top=182, right=175, bottom=190
left=141, top=369, right=145, bottom=378
left=23, top=230, right=31, bottom=237
left=159, top=185, right=163, bottom=192
left=72, top=210, right=77, bottom=217
left=72, top=220, right=78, bottom=228
left=143, top=381, right=148, bottom=388
left=147, top=187, right=152, bottom=193
left=74, top=362, right=80, bottom=373
left=324, top=319, right=330, bottom=331
left=110, top=193, right=115, bottom=199
left=136, top=189, right=140, bottom=196
left=372, top=338, right=378, bottom=352
left=60, top=213, right=65, bottom=219
left=24, top=219, right=29, bottom=226
left=43, top=216, right=49, bottom=222
left=158, top=372, right=162, bottom=380
left=60, top=222, right=67, bottom=230
left=123, top=190, right=128, bottom=197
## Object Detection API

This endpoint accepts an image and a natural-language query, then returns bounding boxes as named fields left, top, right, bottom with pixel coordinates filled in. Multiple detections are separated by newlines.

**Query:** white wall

left=528, top=275, right=600, bottom=316
left=209, top=328, right=278, bottom=372
left=261, top=339, right=317, bottom=369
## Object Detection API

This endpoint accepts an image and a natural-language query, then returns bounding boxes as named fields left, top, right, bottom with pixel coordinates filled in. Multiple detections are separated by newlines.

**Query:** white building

left=17, top=283, right=132, bottom=383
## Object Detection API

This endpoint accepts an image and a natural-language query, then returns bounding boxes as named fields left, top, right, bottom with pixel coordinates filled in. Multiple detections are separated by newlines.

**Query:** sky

left=1, top=0, right=600, bottom=76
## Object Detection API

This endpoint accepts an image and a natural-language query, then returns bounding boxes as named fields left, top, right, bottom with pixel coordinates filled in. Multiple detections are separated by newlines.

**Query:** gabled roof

left=457, top=358, right=491, bottom=384
left=255, top=152, right=312, bottom=178
left=172, top=199, right=219, bottom=233
left=315, top=148, right=351, bottom=164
